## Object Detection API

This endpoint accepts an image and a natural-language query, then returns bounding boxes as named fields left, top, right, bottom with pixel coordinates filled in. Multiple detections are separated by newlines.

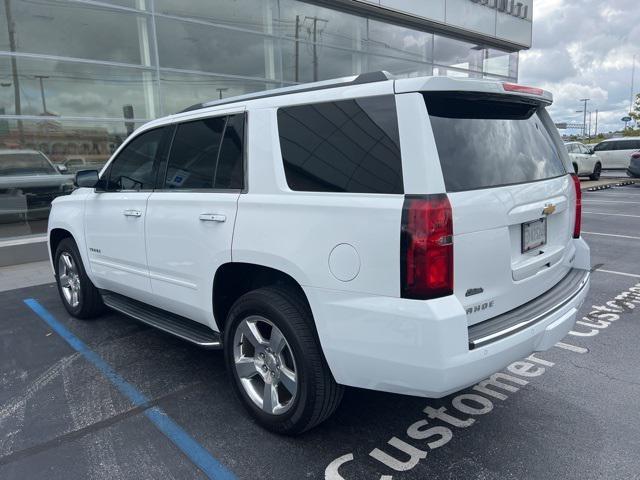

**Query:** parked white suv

left=592, top=136, right=640, bottom=169
left=48, top=73, right=591, bottom=434
left=565, top=141, right=602, bottom=180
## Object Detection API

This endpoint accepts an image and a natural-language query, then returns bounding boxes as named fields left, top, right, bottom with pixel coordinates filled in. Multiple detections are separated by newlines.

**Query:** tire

left=589, top=162, right=601, bottom=181
left=54, top=237, right=104, bottom=319
left=223, top=286, right=343, bottom=435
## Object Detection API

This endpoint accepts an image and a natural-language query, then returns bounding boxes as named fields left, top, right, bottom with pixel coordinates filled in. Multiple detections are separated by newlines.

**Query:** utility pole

left=4, top=0, right=23, bottom=142
left=594, top=109, right=598, bottom=137
left=588, top=111, right=592, bottom=139
left=216, top=87, right=228, bottom=99
left=630, top=54, right=636, bottom=117
left=34, top=75, right=49, bottom=114
left=579, top=98, right=590, bottom=138
left=294, top=15, right=300, bottom=83
left=304, top=16, right=328, bottom=82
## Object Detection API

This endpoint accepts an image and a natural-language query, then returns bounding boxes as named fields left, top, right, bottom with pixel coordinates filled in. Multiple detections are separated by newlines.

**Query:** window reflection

left=433, top=35, right=482, bottom=71
left=159, top=72, right=277, bottom=113
left=276, top=0, right=366, bottom=50
left=2, top=0, right=151, bottom=65
left=281, top=41, right=356, bottom=83
left=156, top=17, right=270, bottom=78
left=0, top=119, right=138, bottom=238
left=365, top=20, right=433, bottom=62
left=155, top=0, right=275, bottom=32
left=0, top=57, right=157, bottom=118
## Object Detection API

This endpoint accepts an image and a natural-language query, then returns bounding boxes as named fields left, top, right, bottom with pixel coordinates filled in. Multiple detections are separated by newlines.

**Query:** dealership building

left=0, top=0, right=532, bottom=264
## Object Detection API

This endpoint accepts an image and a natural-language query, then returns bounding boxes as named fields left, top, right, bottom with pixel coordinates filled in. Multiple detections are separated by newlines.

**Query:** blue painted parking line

left=23, top=298, right=236, bottom=480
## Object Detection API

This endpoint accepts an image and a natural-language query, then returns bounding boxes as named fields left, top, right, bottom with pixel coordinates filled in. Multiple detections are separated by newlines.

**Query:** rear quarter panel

left=232, top=107, right=404, bottom=297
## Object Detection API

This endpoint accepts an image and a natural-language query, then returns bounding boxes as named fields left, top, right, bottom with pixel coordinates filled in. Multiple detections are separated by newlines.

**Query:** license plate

left=521, top=218, right=547, bottom=252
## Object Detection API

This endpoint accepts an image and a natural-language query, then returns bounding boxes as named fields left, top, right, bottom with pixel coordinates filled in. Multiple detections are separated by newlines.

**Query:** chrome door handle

left=199, top=213, right=226, bottom=222
left=123, top=209, right=142, bottom=217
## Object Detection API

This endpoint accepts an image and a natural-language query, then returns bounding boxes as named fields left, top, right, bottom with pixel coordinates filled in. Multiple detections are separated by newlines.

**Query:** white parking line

left=582, top=231, right=640, bottom=240
left=594, top=268, right=640, bottom=279
left=582, top=200, right=640, bottom=204
left=583, top=211, right=640, bottom=218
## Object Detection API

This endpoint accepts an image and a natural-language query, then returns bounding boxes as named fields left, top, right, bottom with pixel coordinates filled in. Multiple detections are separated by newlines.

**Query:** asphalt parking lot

left=1, top=183, right=639, bottom=480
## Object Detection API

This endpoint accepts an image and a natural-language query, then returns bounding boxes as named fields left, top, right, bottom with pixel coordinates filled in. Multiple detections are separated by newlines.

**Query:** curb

left=582, top=179, right=637, bottom=192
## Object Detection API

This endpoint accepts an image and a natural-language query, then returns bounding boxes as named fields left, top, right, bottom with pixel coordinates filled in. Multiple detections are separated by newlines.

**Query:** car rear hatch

left=417, top=86, right=578, bottom=326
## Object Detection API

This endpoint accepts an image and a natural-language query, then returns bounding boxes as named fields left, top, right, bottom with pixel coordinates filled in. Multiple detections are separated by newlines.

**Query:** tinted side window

left=620, top=140, right=640, bottom=150
left=164, top=117, right=226, bottom=189
left=106, top=128, right=164, bottom=191
left=215, top=114, right=244, bottom=189
left=277, top=95, right=403, bottom=194
left=593, top=142, right=609, bottom=152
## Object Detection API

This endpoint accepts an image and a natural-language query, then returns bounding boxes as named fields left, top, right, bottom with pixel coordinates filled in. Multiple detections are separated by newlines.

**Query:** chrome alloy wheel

left=233, top=315, right=298, bottom=415
left=58, top=252, right=81, bottom=308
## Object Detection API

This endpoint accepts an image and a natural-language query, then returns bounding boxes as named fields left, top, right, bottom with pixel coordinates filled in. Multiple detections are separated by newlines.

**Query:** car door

left=593, top=141, right=614, bottom=169
left=145, top=112, right=245, bottom=328
left=84, top=126, right=169, bottom=303
left=578, top=144, right=595, bottom=174
left=567, top=144, right=583, bottom=174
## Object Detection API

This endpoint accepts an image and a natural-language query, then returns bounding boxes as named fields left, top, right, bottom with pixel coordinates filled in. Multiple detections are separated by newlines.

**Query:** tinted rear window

left=425, top=93, right=566, bottom=192
left=277, top=95, right=403, bottom=194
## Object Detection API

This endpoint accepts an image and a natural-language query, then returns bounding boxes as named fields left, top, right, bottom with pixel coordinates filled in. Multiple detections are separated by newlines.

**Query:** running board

left=101, top=291, right=222, bottom=349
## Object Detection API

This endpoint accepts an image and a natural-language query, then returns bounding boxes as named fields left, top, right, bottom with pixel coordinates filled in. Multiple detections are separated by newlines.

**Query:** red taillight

left=570, top=174, right=582, bottom=238
left=401, top=194, right=453, bottom=299
left=502, top=82, right=544, bottom=96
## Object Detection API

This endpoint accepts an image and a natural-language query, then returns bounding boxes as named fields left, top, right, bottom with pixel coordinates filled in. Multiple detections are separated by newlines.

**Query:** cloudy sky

left=519, top=0, right=640, bottom=134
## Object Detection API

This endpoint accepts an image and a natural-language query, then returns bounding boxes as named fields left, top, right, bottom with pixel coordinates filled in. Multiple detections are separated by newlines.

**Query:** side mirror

left=74, top=169, right=100, bottom=188
left=588, top=148, right=595, bottom=155
left=55, top=163, right=68, bottom=173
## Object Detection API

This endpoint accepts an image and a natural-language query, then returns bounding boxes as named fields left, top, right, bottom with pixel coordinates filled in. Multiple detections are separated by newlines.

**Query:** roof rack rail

left=179, top=71, right=393, bottom=113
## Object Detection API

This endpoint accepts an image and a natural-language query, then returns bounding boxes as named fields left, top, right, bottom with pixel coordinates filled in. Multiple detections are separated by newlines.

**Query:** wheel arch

left=212, top=262, right=314, bottom=336
left=49, top=228, right=74, bottom=262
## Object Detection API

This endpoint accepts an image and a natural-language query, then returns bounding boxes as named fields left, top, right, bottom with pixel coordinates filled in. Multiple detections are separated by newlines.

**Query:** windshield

left=0, top=152, right=58, bottom=176
left=424, top=93, right=566, bottom=192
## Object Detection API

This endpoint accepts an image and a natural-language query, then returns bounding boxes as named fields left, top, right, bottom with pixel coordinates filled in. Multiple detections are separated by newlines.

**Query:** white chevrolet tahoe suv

left=48, top=72, right=591, bottom=434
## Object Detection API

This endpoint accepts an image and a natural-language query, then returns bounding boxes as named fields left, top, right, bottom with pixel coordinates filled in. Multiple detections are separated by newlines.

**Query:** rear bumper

left=307, top=239, right=590, bottom=398
left=627, top=166, right=640, bottom=178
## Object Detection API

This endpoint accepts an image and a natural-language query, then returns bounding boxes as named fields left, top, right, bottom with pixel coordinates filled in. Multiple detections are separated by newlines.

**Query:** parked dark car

left=627, top=151, right=640, bottom=178
left=0, top=149, right=74, bottom=223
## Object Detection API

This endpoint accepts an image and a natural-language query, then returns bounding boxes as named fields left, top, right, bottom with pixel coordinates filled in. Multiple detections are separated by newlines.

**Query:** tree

left=630, top=93, right=640, bottom=124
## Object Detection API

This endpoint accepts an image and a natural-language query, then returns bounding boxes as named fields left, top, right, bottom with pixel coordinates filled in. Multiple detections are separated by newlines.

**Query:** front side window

left=593, top=142, right=613, bottom=152
left=106, top=127, right=165, bottom=191
left=164, top=117, right=226, bottom=189
left=277, top=95, right=403, bottom=194
left=425, top=92, right=566, bottom=192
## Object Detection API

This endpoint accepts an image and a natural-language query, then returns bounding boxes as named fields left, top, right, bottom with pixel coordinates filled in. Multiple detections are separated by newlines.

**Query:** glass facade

left=0, top=0, right=518, bottom=242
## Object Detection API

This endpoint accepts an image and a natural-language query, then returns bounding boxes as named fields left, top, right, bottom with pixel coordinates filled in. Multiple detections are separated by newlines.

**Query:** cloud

left=519, top=0, right=640, bottom=134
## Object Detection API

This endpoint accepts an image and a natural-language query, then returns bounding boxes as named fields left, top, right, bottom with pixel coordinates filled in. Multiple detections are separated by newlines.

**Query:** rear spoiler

left=394, top=76, right=553, bottom=105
